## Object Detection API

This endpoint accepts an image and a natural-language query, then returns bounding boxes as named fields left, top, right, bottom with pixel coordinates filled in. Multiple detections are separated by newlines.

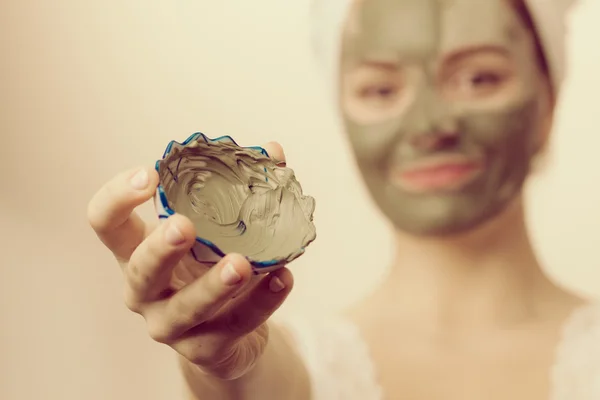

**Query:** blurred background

left=1, top=0, right=600, bottom=399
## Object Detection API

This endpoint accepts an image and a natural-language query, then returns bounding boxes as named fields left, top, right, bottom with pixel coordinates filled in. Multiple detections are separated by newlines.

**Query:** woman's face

left=339, top=0, right=553, bottom=236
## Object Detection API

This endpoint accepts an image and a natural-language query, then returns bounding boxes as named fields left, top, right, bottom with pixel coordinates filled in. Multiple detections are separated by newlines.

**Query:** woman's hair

left=507, top=0, right=555, bottom=164
left=508, top=0, right=551, bottom=79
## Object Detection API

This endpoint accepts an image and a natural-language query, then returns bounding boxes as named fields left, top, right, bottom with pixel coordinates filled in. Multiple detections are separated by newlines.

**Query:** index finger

left=87, top=166, right=159, bottom=262
left=262, top=141, right=286, bottom=166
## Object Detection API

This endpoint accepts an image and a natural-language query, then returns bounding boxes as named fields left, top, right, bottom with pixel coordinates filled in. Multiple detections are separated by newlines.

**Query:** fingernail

left=165, top=220, right=185, bottom=245
left=130, top=169, right=149, bottom=190
left=221, top=262, right=241, bottom=286
left=269, top=276, right=285, bottom=293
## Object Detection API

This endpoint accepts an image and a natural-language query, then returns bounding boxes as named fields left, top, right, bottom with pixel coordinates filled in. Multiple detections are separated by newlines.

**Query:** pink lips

left=391, top=154, right=484, bottom=193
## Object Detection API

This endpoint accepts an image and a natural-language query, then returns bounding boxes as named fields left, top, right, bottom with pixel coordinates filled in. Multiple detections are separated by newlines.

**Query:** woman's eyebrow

left=441, top=44, right=509, bottom=65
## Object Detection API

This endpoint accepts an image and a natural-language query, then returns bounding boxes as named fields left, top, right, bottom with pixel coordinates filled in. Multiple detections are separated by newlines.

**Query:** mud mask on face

left=339, top=0, right=549, bottom=236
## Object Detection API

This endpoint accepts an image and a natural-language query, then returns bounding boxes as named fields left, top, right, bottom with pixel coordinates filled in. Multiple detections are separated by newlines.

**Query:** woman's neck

left=360, top=196, right=582, bottom=335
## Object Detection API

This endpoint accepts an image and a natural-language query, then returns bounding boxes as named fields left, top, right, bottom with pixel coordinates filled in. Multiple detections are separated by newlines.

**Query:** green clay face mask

left=339, top=0, right=551, bottom=235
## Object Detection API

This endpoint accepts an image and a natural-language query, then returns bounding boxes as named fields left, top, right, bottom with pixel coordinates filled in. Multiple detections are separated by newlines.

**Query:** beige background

left=1, top=0, right=599, bottom=399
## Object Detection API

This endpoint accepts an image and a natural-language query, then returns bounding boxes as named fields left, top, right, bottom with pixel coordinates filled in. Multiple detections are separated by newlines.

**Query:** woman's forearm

left=181, top=322, right=311, bottom=400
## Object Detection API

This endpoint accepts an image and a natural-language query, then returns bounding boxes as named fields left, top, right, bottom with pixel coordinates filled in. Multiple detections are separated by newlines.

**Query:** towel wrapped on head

left=309, top=0, right=578, bottom=103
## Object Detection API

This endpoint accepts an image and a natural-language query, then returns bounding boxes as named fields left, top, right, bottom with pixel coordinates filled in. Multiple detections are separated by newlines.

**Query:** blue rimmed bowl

left=154, top=132, right=316, bottom=273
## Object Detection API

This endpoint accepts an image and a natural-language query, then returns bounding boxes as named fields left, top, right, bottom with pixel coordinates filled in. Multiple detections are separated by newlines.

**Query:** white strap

left=550, top=303, right=600, bottom=399
left=277, top=314, right=383, bottom=400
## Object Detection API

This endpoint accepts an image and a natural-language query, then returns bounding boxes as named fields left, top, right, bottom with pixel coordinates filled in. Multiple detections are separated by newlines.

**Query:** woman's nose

left=410, top=129, right=460, bottom=151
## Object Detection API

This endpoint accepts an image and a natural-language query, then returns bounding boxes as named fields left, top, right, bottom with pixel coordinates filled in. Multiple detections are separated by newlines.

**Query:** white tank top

left=278, top=303, right=600, bottom=399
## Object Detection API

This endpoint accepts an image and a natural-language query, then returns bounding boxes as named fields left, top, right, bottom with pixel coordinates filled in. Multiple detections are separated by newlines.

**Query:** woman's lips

left=390, top=154, right=484, bottom=193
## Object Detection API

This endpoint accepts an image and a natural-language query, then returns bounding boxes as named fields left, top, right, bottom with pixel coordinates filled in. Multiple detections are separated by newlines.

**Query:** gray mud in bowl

left=155, top=133, right=316, bottom=272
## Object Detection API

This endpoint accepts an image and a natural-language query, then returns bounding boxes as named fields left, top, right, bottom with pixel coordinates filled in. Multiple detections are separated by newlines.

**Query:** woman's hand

left=87, top=142, right=294, bottom=381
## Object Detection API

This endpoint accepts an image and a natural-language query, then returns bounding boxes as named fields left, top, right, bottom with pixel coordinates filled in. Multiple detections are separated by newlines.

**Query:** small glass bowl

left=154, top=132, right=316, bottom=273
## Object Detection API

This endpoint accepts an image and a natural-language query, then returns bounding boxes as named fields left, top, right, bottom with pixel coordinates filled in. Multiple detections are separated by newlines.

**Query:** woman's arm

left=181, top=322, right=311, bottom=400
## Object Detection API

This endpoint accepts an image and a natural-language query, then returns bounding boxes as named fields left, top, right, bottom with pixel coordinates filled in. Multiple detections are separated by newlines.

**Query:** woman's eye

left=447, top=69, right=510, bottom=98
left=459, top=71, right=506, bottom=88
left=469, top=72, right=503, bottom=86
left=365, top=86, right=396, bottom=97
left=357, top=83, right=402, bottom=104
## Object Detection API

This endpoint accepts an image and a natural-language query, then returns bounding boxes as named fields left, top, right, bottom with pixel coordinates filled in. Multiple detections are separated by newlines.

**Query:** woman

left=87, top=0, right=598, bottom=398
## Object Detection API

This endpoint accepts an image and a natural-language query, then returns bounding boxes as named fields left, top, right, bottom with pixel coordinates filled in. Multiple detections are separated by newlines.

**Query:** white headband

left=309, top=0, right=577, bottom=104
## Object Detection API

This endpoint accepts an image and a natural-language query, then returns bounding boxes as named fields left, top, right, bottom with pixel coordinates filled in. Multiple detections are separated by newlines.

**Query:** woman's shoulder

left=551, top=301, right=600, bottom=399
